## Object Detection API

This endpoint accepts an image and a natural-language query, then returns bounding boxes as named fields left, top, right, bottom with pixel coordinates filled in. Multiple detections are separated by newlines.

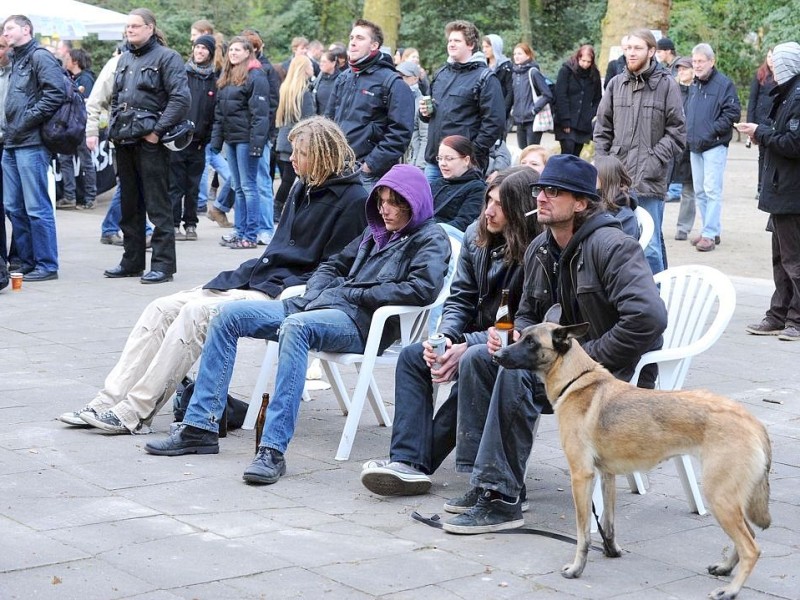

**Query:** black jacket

left=204, top=170, right=368, bottom=297
left=670, top=83, right=693, bottom=184
left=510, top=61, right=553, bottom=125
left=184, top=62, right=217, bottom=144
left=256, top=54, right=281, bottom=141
left=210, top=62, right=270, bottom=155
left=3, top=40, right=65, bottom=148
left=325, top=53, right=414, bottom=177
left=276, top=89, right=315, bottom=156
left=422, top=58, right=505, bottom=172
left=516, top=213, right=666, bottom=385
left=685, top=68, right=741, bottom=153
left=755, top=74, right=800, bottom=215
left=747, top=73, right=777, bottom=125
left=109, top=37, right=190, bottom=143
left=554, top=61, right=602, bottom=142
left=494, top=60, right=514, bottom=118
left=430, top=168, right=486, bottom=232
left=439, top=222, right=524, bottom=346
left=312, top=71, right=339, bottom=116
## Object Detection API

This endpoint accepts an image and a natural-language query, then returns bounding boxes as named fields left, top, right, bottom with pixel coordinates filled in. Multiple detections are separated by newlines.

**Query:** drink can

left=421, top=95, right=434, bottom=114
left=428, top=333, right=446, bottom=358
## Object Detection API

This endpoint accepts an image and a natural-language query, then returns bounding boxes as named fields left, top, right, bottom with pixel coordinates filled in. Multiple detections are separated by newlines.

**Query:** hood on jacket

left=365, top=163, right=434, bottom=248
left=486, top=34, right=510, bottom=69
left=447, top=52, right=488, bottom=67
left=772, top=41, right=800, bottom=85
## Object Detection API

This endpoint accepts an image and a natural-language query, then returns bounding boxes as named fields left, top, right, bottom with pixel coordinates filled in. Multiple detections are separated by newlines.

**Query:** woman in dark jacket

left=482, top=34, right=513, bottom=120
left=594, top=155, right=640, bottom=240
left=312, top=50, right=339, bottom=115
left=554, top=44, right=602, bottom=157
left=274, top=56, right=315, bottom=220
left=430, top=135, right=487, bottom=234
left=510, top=43, right=553, bottom=148
left=210, top=36, right=270, bottom=249
left=747, top=49, right=777, bottom=198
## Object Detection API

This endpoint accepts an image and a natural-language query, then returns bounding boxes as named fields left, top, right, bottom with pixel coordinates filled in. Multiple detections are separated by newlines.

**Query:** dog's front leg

left=562, top=467, right=595, bottom=578
left=599, top=471, right=622, bottom=557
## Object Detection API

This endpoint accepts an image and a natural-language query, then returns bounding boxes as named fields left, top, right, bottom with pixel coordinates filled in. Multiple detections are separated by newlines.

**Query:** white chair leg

left=319, top=360, right=350, bottom=415
left=334, top=360, right=375, bottom=461
left=366, top=375, right=391, bottom=426
left=626, top=472, right=648, bottom=495
left=674, top=454, right=707, bottom=515
left=244, top=341, right=279, bottom=429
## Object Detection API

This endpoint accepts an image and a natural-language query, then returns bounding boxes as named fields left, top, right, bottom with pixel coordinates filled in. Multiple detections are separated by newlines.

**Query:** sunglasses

left=531, top=185, right=564, bottom=199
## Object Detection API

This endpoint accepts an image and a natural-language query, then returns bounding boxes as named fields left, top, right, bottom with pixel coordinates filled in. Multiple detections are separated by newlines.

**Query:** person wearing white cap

left=738, top=41, right=800, bottom=342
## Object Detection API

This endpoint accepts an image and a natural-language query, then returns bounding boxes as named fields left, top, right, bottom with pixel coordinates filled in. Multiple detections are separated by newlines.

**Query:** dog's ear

left=551, top=322, right=590, bottom=354
left=543, top=304, right=562, bottom=324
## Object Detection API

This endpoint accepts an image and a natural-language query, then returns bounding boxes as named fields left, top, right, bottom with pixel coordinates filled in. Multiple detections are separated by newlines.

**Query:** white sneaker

left=57, top=406, right=96, bottom=426
left=361, top=460, right=431, bottom=496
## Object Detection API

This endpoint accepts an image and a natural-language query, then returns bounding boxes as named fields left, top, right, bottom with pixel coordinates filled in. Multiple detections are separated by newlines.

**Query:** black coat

left=256, top=55, right=281, bottom=141
left=430, top=168, right=486, bottom=232
left=685, top=68, right=741, bottom=153
left=747, top=73, right=777, bottom=125
left=554, top=62, right=602, bottom=143
left=494, top=60, right=514, bottom=118
left=204, top=170, right=368, bottom=297
left=510, top=61, right=553, bottom=125
left=210, top=64, right=270, bottom=155
left=312, top=71, right=339, bottom=116
left=3, top=40, right=65, bottom=148
left=185, top=62, right=217, bottom=144
left=755, top=74, right=800, bottom=215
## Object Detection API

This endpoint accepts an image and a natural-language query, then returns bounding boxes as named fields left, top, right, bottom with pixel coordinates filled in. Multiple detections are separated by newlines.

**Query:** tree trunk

left=363, top=0, right=401, bottom=53
left=519, top=0, right=532, bottom=46
left=599, top=0, right=671, bottom=76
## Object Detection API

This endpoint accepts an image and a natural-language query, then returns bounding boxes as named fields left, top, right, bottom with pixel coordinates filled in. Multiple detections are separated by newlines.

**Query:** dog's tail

left=746, top=426, right=772, bottom=530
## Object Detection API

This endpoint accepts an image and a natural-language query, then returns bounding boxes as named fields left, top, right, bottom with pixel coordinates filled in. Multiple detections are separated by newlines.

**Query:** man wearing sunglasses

left=440, top=154, right=667, bottom=534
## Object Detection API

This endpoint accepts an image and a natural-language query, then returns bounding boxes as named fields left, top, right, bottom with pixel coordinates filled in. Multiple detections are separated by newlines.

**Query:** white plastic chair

left=621, top=264, right=736, bottom=515
left=244, top=226, right=462, bottom=462
left=634, top=205, right=654, bottom=251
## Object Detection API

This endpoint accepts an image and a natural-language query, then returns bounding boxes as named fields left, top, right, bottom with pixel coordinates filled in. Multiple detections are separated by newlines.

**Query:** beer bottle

left=495, top=289, right=514, bottom=347
left=255, top=393, right=269, bottom=452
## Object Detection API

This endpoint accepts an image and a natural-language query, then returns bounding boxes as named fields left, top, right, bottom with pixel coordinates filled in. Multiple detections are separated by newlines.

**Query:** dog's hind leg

left=598, top=471, right=622, bottom=558
left=562, top=465, right=595, bottom=579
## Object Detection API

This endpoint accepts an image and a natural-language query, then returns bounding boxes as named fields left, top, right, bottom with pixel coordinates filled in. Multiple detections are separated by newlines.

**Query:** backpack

left=35, top=49, right=87, bottom=155
left=172, top=378, right=249, bottom=435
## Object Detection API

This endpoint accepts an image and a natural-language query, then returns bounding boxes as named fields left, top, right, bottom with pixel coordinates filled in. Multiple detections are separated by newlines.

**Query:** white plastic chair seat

left=634, top=205, right=654, bottom=250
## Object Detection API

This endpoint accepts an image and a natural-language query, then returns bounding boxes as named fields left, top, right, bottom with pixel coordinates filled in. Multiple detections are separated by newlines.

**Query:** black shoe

left=22, top=268, right=58, bottom=282
left=243, top=447, right=286, bottom=485
left=145, top=424, right=219, bottom=456
left=444, top=484, right=529, bottom=514
left=104, top=265, right=143, bottom=278
left=140, top=270, right=173, bottom=284
left=442, top=489, right=525, bottom=534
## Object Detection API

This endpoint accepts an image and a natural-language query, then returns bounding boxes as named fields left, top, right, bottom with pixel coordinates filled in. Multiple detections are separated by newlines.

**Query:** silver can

left=428, top=333, right=446, bottom=359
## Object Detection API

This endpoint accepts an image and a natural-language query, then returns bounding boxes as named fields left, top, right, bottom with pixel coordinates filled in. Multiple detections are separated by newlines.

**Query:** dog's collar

left=553, top=368, right=595, bottom=401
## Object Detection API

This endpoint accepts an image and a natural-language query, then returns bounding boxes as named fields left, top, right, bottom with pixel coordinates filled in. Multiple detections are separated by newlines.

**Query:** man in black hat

left=657, top=36, right=681, bottom=75
left=439, top=154, right=667, bottom=534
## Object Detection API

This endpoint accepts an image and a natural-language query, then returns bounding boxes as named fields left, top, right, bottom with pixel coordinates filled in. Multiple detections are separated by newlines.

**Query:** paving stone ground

left=1, top=138, right=798, bottom=599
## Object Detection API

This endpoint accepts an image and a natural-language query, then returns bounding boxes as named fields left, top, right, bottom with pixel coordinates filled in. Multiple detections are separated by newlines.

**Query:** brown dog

left=493, top=321, right=771, bottom=600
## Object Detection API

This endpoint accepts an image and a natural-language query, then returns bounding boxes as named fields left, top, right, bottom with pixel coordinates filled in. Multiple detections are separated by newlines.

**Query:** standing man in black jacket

left=2, top=14, right=65, bottom=282
left=170, top=35, right=217, bottom=242
left=739, top=42, right=800, bottom=342
left=420, top=20, right=505, bottom=183
left=106, top=8, right=190, bottom=284
left=325, top=19, right=414, bottom=193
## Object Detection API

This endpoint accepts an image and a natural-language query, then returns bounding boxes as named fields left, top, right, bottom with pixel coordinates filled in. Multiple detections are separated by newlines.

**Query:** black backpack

left=35, top=49, right=87, bottom=155
left=172, top=378, right=249, bottom=436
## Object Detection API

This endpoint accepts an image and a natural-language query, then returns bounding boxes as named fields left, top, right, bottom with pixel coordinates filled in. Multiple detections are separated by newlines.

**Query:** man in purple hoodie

left=145, top=164, right=451, bottom=485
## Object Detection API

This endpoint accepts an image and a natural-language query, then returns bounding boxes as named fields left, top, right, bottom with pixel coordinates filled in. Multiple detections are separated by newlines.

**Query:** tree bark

left=519, top=0, right=532, bottom=46
left=363, top=0, right=401, bottom=53
left=599, top=0, right=671, bottom=76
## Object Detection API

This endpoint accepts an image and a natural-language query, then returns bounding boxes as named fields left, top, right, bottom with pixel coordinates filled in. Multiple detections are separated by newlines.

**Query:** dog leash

left=411, top=511, right=605, bottom=552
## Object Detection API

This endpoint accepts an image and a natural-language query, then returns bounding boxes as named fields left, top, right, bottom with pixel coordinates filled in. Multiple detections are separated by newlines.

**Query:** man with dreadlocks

left=60, top=117, right=368, bottom=435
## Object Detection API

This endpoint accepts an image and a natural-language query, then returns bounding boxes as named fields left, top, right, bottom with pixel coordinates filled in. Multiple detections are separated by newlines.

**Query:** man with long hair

left=361, top=167, right=541, bottom=496
left=60, top=117, right=368, bottom=435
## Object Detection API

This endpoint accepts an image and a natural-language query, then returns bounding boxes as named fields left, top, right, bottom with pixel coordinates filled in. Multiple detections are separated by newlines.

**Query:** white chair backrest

left=633, top=264, right=736, bottom=390
left=634, top=206, right=654, bottom=251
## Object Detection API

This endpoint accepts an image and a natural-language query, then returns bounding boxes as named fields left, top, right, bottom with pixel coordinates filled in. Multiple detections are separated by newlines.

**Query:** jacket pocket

left=137, top=67, right=161, bottom=92
left=110, top=109, right=159, bottom=142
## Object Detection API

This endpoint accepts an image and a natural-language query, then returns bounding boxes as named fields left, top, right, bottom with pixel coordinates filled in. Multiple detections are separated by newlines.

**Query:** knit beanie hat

left=772, top=42, right=800, bottom=85
left=194, top=34, right=216, bottom=56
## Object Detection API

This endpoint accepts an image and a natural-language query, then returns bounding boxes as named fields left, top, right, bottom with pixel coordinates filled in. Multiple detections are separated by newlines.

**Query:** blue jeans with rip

left=691, top=145, right=728, bottom=240
left=226, top=144, right=261, bottom=243
left=1, top=145, right=59, bottom=273
left=637, top=196, right=667, bottom=274
left=182, top=302, right=364, bottom=452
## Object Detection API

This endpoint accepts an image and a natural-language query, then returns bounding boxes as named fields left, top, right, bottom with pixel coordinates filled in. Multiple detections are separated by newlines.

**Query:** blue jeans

left=637, top=196, right=666, bottom=274
left=1, top=145, right=59, bottom=272
left=424, top=161, right=443, bottom=185
left=691, top=145, right=728, bottom=239
left=226, top=144, right=261, bottom=243
left=667, top=182, right=683, bottom=201
left=101, top=181, right=153, bottom=237
left=257, top=149, right=274, bottom=236
left=199, top=145, right=231, bottom=212
left=182, top=302, right=364, bottom=452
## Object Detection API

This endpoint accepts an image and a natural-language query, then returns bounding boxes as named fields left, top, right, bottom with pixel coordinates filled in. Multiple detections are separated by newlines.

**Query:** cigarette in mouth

left=525, top=209, right=538, bottom=217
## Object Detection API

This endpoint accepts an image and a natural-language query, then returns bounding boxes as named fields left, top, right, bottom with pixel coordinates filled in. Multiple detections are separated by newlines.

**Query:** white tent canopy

left=1, top=0, right=127, bottom=41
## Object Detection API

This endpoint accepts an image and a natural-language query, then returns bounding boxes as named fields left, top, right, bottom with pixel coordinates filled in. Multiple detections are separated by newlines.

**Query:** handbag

left=528, top=70, right=554, bottom=133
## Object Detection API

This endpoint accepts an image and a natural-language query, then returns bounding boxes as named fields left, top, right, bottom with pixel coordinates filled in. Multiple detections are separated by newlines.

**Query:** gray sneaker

left=57, top=406, right=96, bottom=426
left=360, top=460, right=431, bottom=496
left=778, top=325, right=800, bottom=341
left=80, top=409, right=129, bottom=434
left=745, top=319, right=784, bottom=336
left=444, top=484, right=529, bottom=514
left=443, top=490, right=525, bottom=534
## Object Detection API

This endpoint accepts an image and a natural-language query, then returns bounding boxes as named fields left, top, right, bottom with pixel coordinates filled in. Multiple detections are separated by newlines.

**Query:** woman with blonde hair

left=274, top=55, right=316, bottom=220
left=210, top=36, right=270, bottom=249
